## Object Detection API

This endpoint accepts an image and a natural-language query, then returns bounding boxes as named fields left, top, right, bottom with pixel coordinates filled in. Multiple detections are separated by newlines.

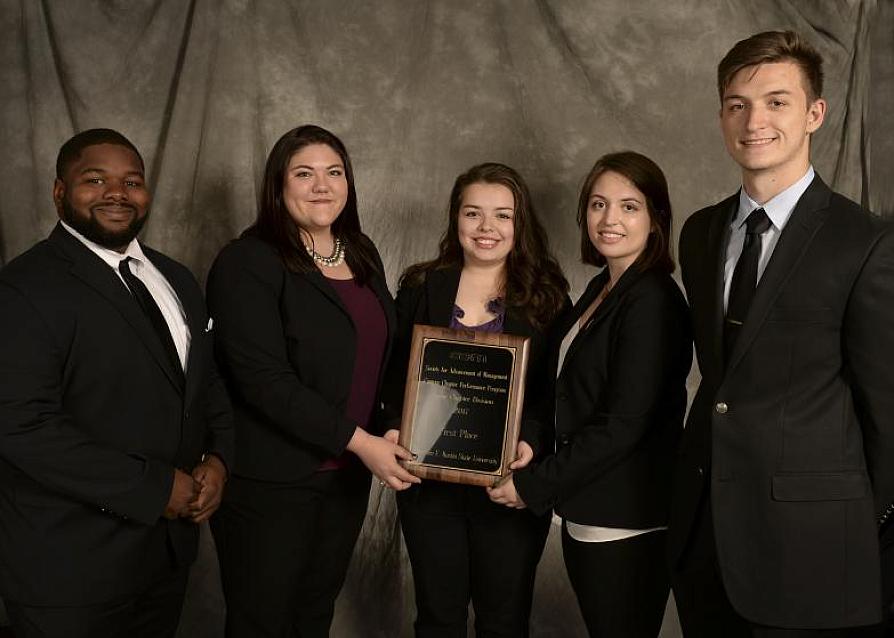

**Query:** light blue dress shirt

left=723, top=166, right=816, bottom=312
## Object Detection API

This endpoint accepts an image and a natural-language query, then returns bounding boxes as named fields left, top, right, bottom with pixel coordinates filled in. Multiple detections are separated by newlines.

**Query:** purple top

left=319, top=278, right=388, bottom=471
left=450, top=298, right=505, bottom=333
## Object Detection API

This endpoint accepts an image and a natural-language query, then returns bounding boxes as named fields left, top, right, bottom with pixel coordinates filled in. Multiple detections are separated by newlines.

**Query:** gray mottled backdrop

left=1, top=1, right=891, bottom=636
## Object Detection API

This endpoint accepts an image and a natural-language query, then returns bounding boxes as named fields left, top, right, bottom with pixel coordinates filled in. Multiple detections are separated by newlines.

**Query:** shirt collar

left=735, top=165, right=815, bottom=232
left=60, top=220, right=147, bottom=270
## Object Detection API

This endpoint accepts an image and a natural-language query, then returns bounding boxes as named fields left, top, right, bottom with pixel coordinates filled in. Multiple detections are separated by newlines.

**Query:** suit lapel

left=705, top=196, right=737, bottom=382
left=50, top=226, right=184, bottom=393
left=304, top=270, right=349, bottom=315
left=503, top=309, right=531, bottom=337
left=585, top=267, right=638, bottom=329
left=146, top=248, right=199, bottom=399
left=303, top=267, right=396, bottom=354
left=561, top=270, right=611, bottom=367
left=368, top=270, right=396, bottom=354
left=425, top=268, right=461, bottom=328
left=726, top=176, right=832, bottom=371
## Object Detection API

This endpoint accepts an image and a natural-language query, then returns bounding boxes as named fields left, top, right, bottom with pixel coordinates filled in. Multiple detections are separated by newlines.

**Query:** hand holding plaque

left=397, top=324, right=530, bottom=487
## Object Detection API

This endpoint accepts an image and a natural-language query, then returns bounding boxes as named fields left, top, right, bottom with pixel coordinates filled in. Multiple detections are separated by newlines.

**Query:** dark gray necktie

left=724, top=207, right=771, bottom=361
left=119, top=257, right=184, bottom=384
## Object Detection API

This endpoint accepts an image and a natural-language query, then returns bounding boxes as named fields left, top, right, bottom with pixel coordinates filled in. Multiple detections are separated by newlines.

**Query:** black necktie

left=119, top=257, right=184, bottom=383
left=724, top=207, right=771, bottom=361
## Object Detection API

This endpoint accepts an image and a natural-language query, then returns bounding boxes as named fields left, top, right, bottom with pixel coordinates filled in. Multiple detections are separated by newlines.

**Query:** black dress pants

left=6, top=564, right=189, bottom=638
left=398, top=481, right=550, bottom=638
left=672, top=500, right=882, bottom=638
left=561, top=524, right=670, bottom=637
left=211, top=465, right=370, bottom=638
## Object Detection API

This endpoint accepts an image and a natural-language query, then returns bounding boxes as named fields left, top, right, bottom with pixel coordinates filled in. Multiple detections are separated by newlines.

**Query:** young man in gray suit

left=669, top=31, right=894, bottom=637
left=0, top=129, right=234, bottom=638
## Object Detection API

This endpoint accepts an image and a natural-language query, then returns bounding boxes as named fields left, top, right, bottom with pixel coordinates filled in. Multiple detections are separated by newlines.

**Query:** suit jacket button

left=697, top=466, right=704, bottom=476
left=715, top=402, right=728, bottom=414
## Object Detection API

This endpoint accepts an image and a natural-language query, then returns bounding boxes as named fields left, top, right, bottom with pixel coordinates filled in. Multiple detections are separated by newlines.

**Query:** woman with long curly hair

left=383, top=162, right=568, bottom=637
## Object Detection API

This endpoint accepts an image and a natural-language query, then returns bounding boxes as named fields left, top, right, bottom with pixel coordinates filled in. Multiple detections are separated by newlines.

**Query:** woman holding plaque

left=487, top=151, right=692, bottom=637
left=383, top=162, right=569, bottom=637
left=206, top=124, right=419, bottom=637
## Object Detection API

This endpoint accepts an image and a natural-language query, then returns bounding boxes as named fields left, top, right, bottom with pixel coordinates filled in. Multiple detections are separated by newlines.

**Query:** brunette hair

left=245, top=124, right=379, bottom=283
left=56, top=128, right=144, bottom=179
left=717, top=30, right=824, bottom=102
left=402, top=162, right=568, bottom=330
left=577, top=151, right=674, bottom=274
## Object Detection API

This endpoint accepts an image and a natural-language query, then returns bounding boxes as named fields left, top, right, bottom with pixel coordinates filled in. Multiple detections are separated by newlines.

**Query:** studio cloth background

left=0, top=1, right=891, bottom=635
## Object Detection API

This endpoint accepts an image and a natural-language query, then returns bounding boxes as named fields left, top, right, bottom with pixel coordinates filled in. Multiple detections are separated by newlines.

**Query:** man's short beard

left=61, top=199, right=148, bottom=250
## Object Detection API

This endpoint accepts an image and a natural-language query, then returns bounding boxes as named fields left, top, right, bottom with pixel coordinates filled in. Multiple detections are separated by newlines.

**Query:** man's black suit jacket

left=0, top=224, right=233, bottom=607
left=513, top=267, right=692, bottom=526
left=669, top=175, right=894, bottom=628
left=206, top=233, right=396, bottom=481
left=381, top=266, right=564, bottom=459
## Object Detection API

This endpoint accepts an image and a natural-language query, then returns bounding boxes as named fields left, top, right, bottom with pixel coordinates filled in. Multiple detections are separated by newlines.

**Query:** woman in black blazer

left=488, top=152, right=692, bottom=637
left=383, top=163, right=569, bottom=637
left=206, top=125, right=418, bottom=638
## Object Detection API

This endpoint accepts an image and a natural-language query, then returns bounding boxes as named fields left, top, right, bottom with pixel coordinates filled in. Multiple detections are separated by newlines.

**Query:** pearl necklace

left=306, top=237, right=346, bottom=267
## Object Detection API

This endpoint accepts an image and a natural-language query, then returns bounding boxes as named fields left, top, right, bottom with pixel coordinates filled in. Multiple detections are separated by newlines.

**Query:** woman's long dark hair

left=577, top=151, right=675, bottom=274
left=402, top=162, right=568, bottom=330
left=245, top=124, right=379, bottom=284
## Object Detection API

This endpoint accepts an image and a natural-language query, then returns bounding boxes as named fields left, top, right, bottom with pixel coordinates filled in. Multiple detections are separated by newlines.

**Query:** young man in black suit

left=0, top=129, right=234, bottom=638
left=668, top=31, right=894, bottom=636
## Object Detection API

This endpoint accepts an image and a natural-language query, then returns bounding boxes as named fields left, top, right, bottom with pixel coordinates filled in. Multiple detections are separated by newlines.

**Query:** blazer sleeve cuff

left=332, top=415, right=360, bottom=457
left=515, top=466, right=557, bottom=517
left=105, top=457, right=174, bottom=526
left=519, top=417, right=547, bottom=459
left=202, top=451, right=231, bottom=478
left=202, top=426, right=234, bottom=475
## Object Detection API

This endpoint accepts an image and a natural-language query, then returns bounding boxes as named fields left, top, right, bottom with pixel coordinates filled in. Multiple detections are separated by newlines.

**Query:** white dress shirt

left=723, top=166, right=816, bottom=312
left=60, top=221, right=191, bottom=370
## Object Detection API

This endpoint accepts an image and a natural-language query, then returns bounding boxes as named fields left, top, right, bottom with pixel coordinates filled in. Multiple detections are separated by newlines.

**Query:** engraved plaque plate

left=398, top=325, right=529, bottom=486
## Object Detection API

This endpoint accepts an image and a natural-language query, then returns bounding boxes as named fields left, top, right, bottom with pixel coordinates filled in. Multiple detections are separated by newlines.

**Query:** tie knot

left=119, top=256, right=139, bottom=275
left=745, top=207, right=771, bottom=236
